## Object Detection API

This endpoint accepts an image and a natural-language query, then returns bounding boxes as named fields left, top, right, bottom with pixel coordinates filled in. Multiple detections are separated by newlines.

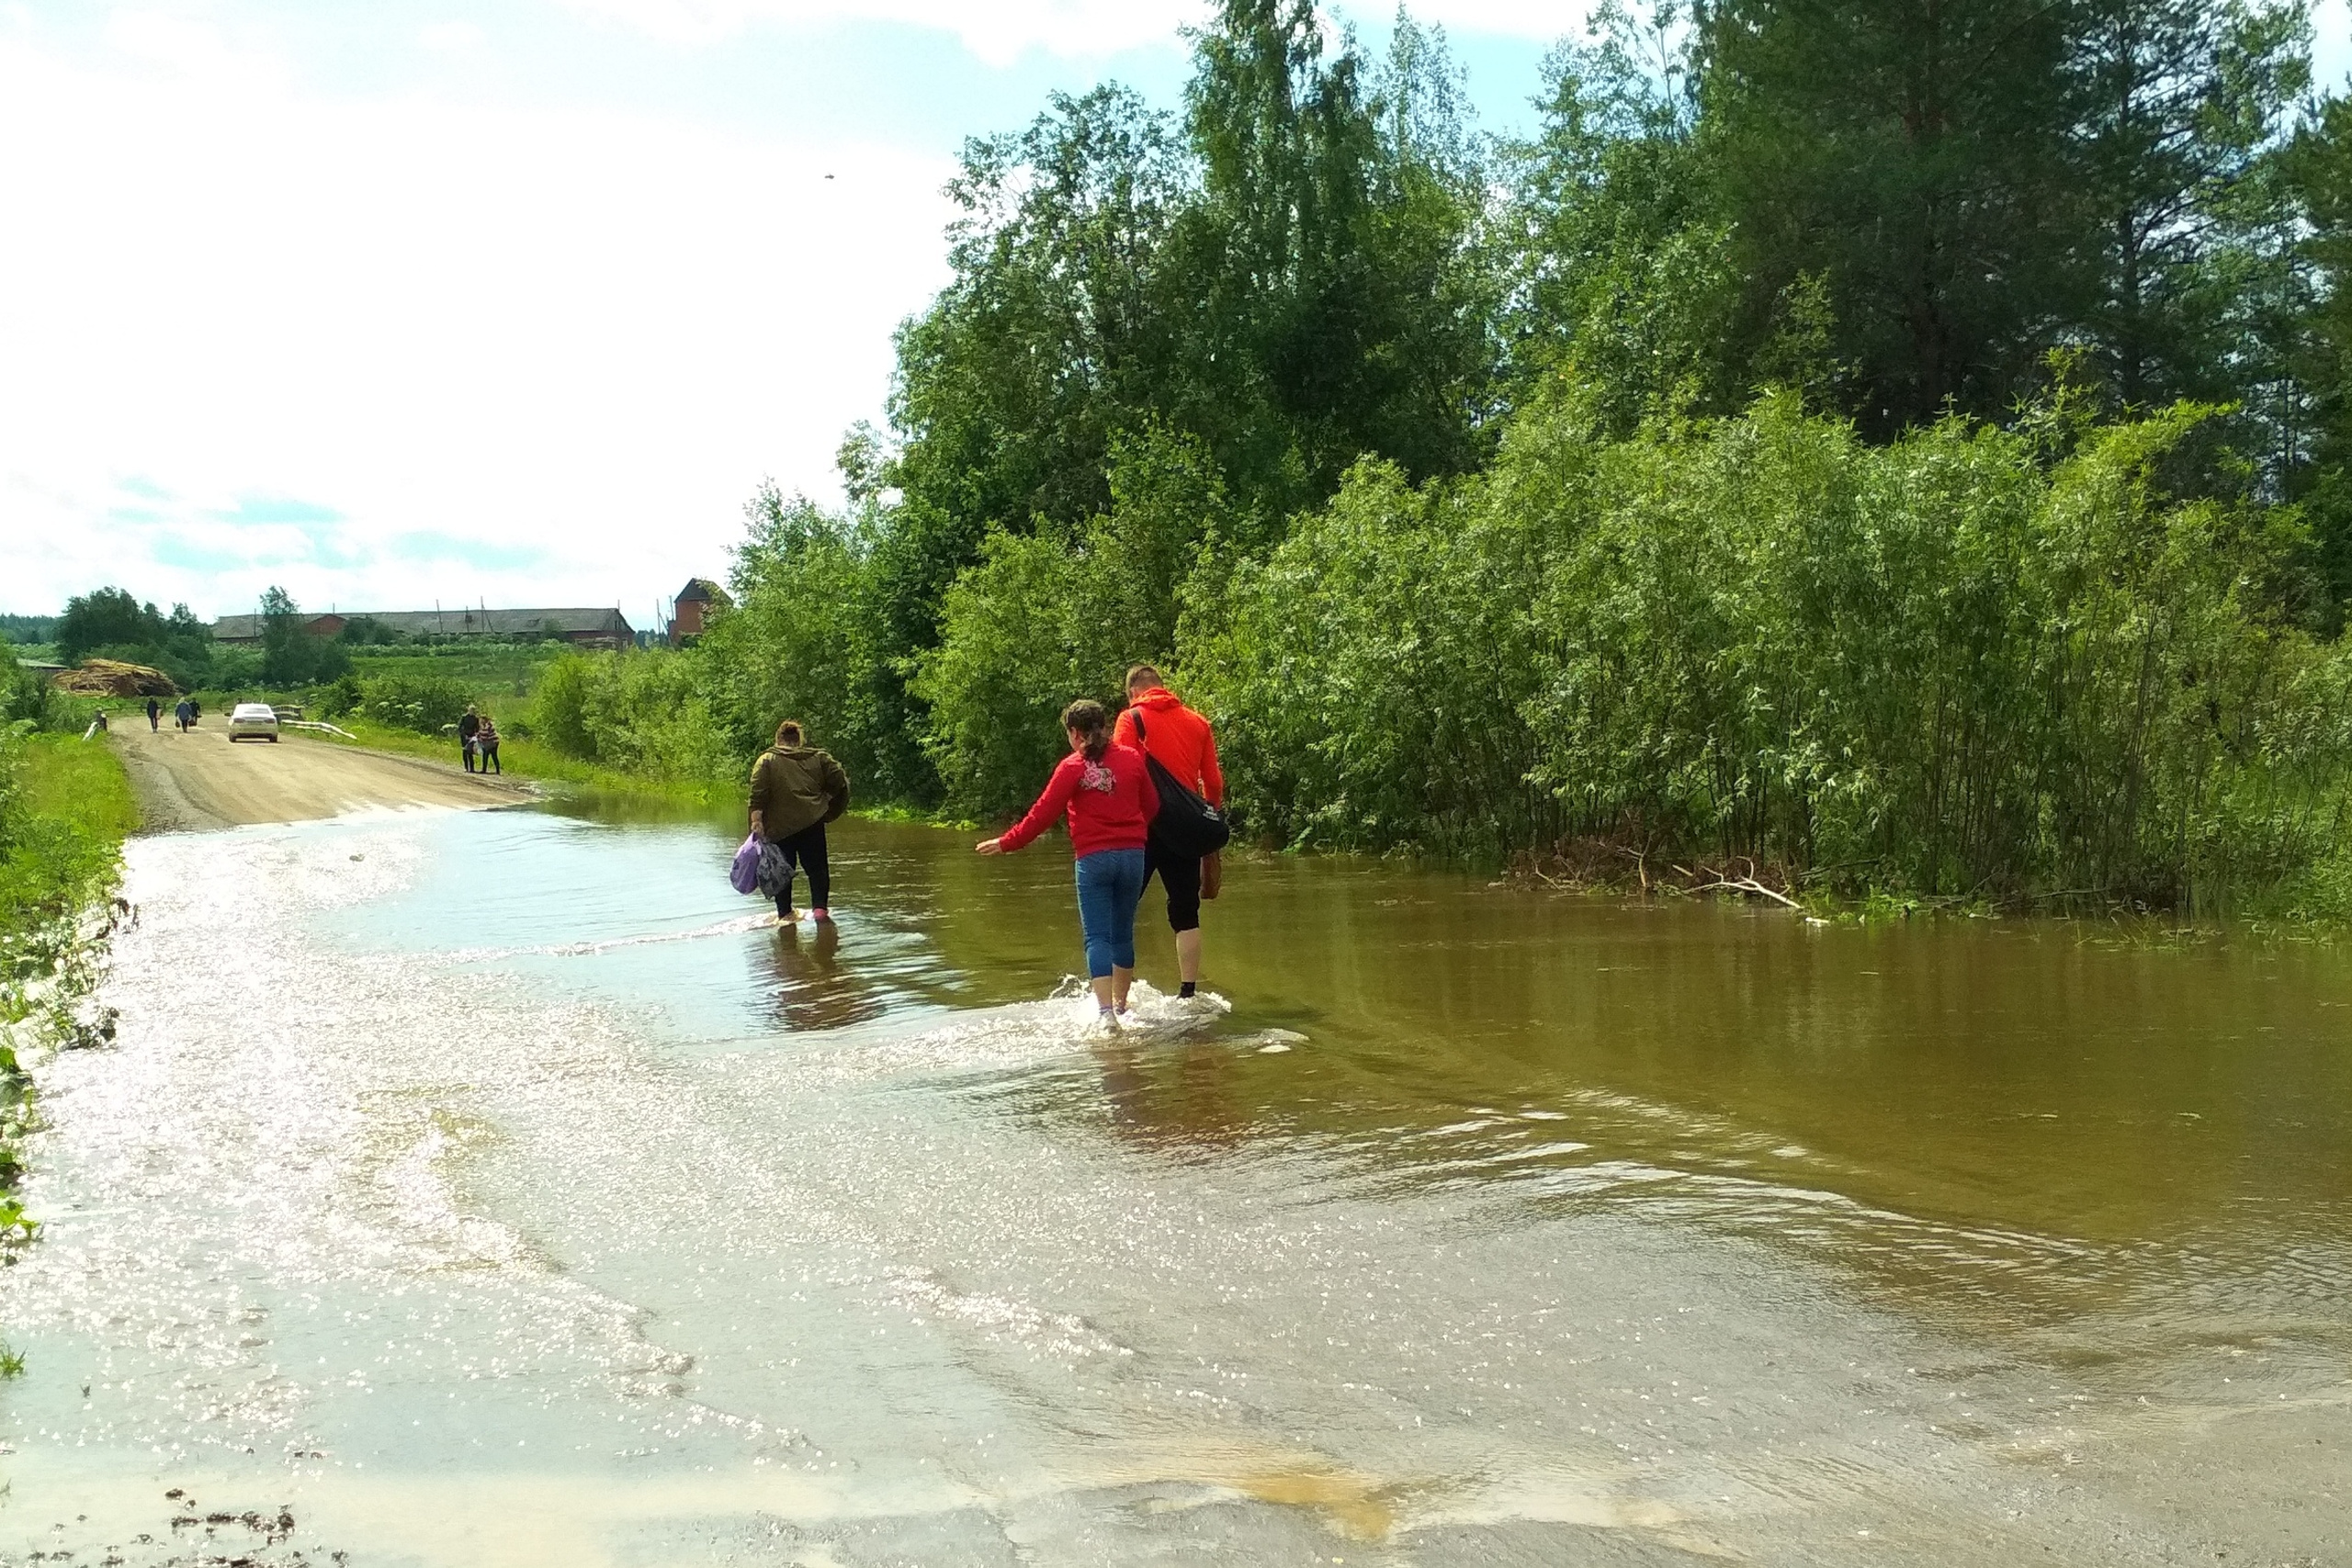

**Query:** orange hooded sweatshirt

left=1113, top=687, right=1224, bottom=807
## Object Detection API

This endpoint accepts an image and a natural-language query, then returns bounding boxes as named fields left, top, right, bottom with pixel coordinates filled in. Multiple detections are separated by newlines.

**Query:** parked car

left=227, top=702, right=281, bottom=742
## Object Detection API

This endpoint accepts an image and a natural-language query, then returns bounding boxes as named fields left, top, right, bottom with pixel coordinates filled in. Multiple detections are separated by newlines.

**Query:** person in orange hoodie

left=1112, top=665, right=1222, bottom=999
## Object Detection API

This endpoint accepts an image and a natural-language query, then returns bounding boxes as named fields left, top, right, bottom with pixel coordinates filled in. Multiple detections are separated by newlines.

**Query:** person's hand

left=975, top=837, right=1005, bottom=855
left=749, top=811, right=764, bottom=838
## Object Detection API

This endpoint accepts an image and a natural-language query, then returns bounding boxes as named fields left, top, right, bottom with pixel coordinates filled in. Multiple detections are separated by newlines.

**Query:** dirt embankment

left=111, top=727, right=533, bottom=833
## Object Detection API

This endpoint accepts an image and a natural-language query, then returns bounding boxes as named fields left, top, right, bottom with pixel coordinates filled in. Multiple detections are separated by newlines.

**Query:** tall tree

left=1501, top=4, right=1744, bottom=427
left=890, top=85, right=1190, bottom=552
left=2065, top=0, right=2311, bottom=414
left=2283, top=94, right=2352, bottom=603
left=259, top=586, right=348, bottom=686
left=1702, top=0, right=2078, bottom=434
left=1174, top=0, right=1497, bottom=510
left=879, top=83, right=1191, bottom=728
left=55, top=588, right=167, bottom=664
left=880, top=3, right=1498, bottom=676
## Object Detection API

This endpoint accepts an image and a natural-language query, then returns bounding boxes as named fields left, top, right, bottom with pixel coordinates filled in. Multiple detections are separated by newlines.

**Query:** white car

left=227, top=702, right=281, bottom=742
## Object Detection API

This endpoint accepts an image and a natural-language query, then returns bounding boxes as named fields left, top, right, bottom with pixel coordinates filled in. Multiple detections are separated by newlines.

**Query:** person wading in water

left=1112, top=665, right=1225, bottom=1000
left=977, top=699, right=1159, bottom=1024
left=748, top=720, right=852, bottom=924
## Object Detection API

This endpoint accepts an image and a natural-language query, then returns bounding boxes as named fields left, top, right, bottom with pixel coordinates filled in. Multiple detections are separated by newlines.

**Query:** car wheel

left=269, top=735, right=279, bottom=742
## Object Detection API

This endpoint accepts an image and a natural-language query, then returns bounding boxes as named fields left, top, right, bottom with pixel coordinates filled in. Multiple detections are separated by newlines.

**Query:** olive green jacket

left=749, top=746, right=851, bottom=840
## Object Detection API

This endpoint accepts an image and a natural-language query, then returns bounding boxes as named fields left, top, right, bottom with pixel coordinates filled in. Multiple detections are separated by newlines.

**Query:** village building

left=210, top=606, right=634, bottom=648
left=669, top=578, right=731, bottom=645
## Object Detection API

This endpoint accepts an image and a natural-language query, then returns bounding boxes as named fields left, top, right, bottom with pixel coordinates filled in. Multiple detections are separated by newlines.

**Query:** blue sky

left=0, top=1, right=2344, bottom=625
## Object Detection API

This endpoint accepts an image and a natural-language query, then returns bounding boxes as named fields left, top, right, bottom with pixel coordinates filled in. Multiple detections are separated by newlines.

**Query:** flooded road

left=3, top=804, right=2346, bottom=1564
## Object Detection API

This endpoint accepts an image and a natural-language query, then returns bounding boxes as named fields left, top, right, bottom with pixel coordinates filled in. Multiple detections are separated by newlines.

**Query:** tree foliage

left=258, top=587, right=351, bottom=687
left=54, top=588, right=226, bottom=692
left=503, top=0, right=2352, bottom=908
left=1196, top=388, right=2344, bottom=908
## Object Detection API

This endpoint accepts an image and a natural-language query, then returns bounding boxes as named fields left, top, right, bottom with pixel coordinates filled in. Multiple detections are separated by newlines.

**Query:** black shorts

left=1143, top=840, right=1201, bottom=932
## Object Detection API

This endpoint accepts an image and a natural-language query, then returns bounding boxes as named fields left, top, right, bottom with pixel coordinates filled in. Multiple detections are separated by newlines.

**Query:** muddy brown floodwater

left=0, top=802, right=2345, bottom=1565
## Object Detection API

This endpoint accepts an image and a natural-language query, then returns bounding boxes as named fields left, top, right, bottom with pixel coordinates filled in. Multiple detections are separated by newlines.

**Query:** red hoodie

left=999, top=741, right=1159, bottom=857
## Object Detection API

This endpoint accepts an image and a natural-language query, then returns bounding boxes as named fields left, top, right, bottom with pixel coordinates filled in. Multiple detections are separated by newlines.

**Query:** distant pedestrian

left=173, top=699, right=192, bottom=732
left=1113, top=665, right=1227, bottom=1002
left=748, top=720, right=851, bottom=924
left=977, top=699, right=1159, bottom=1023
left=458, top=705, right=481, bottom=773
left=146, top=697, right=161, bottom=731
left=475, top=714, right=502, bottom=774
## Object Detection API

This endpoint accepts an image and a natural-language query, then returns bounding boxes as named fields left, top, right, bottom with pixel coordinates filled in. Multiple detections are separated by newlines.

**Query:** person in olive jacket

left=748, top=719, right=852, bottom=923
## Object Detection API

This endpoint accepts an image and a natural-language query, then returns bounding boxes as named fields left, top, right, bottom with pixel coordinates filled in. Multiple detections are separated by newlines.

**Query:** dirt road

left=112, top=726, right=534, bottom=832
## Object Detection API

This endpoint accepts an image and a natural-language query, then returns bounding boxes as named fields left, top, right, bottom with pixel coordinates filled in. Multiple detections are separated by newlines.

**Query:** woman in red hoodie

left=977, top=698, right=1159, bottom=1021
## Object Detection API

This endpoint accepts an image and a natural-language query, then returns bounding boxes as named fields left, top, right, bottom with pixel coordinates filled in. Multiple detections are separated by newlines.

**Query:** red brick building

left=670, top=578, right=732, bottom=644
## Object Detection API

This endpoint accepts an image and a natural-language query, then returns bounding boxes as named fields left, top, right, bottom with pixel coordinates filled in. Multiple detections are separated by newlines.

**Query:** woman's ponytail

left=1060, top=698, right=1112, bottom=761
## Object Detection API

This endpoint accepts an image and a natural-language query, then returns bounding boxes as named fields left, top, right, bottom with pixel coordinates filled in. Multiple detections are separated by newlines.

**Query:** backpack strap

left=1133, top=710, right=1147, bottom=743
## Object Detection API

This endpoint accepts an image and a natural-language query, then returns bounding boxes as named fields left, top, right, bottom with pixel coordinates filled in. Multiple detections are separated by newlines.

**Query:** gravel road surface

left=111, top=726, right=533, bottom=831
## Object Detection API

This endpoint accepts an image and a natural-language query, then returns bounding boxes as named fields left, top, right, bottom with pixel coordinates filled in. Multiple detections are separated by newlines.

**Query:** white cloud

left=554, top=0, right=1206, bottom=64
left=104, top=6, right=290, bottom=89
left=0, top=31, right=957, bottom=620
left=550, top=0, right=1584, bottom=66
left=418, top=20, right=485, bottom=52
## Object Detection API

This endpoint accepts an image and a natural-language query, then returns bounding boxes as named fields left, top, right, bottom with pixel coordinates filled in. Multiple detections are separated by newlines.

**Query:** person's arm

left=1200, top=724, right=1225, bottom=808
left=1113, top=708, right=1139, bottom=750
left=747, top=754, right=772, bottom=835
left=982, top=757, right=1078, bottom=853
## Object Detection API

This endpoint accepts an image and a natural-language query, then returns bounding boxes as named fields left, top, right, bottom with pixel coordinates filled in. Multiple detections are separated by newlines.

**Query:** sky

left=1, top=1, right=2346, bottom=628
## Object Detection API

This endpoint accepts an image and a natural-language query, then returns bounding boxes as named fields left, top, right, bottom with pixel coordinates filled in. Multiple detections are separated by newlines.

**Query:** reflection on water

left=764, top=919, right=887, bottom=1033
left=1, top=800, right=2346, bottom=1565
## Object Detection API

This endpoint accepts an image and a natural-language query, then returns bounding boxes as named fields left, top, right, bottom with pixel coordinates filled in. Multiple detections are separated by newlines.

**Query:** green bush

left=1190, top=389, right=2350, bottom=908
left=317, top=674, right=364, bottom=718
left=531, top=649, right=733, bottom=782
left=0, top=668, right=60, bottom=731
left=692, top=487, right=918, bottom=799
left=912, top=428, right=1235, bottom=818
left=1188, top=454, right=1554, bottom=858
left=358, top=674, right=473, bottom=734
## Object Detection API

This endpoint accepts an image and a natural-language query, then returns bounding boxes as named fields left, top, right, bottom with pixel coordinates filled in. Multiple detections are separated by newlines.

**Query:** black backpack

left=1133, top=710, right=1231, bottom=858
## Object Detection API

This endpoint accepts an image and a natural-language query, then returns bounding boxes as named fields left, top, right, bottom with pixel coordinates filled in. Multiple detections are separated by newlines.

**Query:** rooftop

left=212, top=607, right=634, bottom=640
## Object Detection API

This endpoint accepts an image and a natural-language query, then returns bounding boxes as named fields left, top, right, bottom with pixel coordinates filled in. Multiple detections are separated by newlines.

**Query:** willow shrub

left=691, top=486, right=935, bottom=805
left=912, top=429, right=1234, bottom=820
left=1193, top=392, right=2351, bottom=907
left=531, top=649, right=734, bottom=784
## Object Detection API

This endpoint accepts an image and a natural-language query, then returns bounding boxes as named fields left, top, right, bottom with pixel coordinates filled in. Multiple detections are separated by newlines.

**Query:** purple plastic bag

left=729, top=833, right=762, bottom=895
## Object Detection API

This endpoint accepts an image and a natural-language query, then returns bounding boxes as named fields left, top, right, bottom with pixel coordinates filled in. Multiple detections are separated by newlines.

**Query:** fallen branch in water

left=1672, top=861, right=1804, bottom=910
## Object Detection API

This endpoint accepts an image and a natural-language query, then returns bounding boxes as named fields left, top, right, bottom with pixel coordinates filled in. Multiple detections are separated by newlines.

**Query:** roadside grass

left=0, top=728, right=141, bottom=1299
left=311, top=715, right=739, bottom=809
left=345, top=642, right=568, bottom=701
left=2, top=732, right=138, bottom=928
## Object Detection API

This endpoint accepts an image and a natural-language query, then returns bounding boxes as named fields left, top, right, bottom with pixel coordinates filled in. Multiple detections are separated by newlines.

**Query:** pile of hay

left=51, top=659, right=177, bottom=697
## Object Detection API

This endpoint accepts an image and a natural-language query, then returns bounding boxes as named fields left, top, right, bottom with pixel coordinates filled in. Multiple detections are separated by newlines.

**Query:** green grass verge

left=0, top=728, right=141, bottom=1280
left=2, top=733, right=138, bottom=928
left=345, top=642, right=569, bottom=699
left=312, top=716, right=740, bottom=809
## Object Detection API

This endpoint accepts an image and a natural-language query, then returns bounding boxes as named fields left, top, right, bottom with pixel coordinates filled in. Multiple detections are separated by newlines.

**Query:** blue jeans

left=1073, top=848, right=1146, bottom=980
